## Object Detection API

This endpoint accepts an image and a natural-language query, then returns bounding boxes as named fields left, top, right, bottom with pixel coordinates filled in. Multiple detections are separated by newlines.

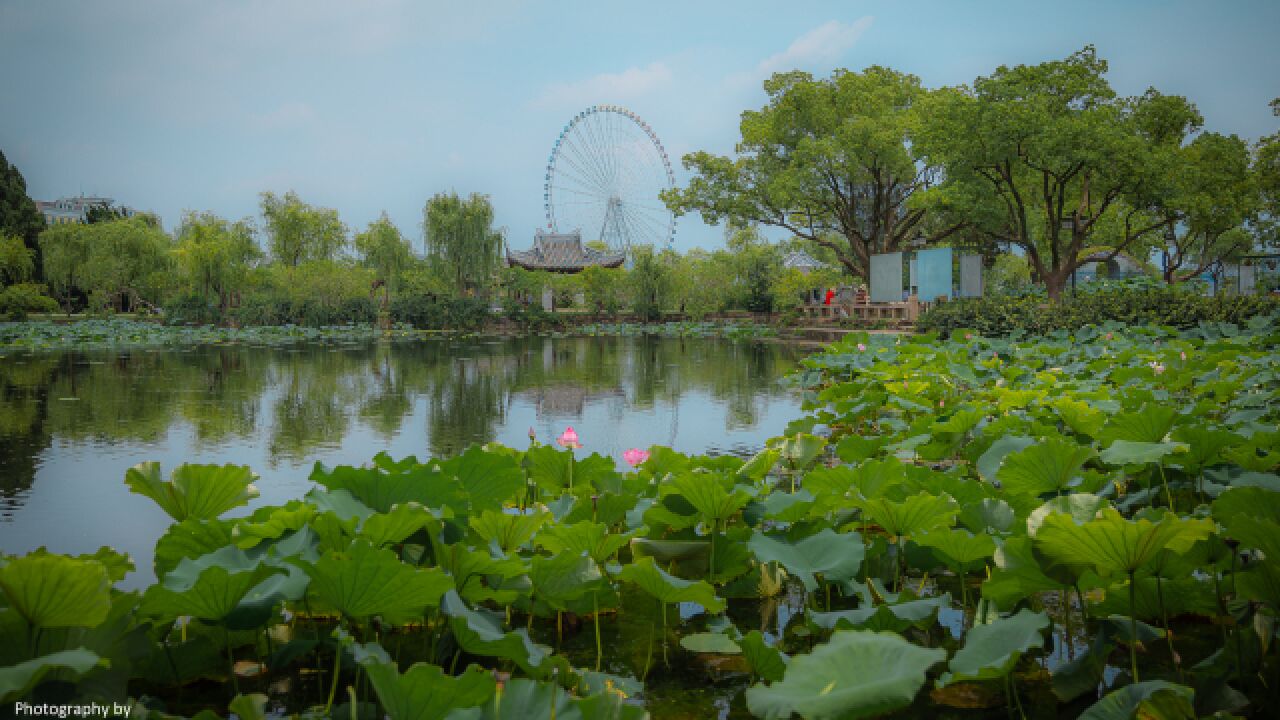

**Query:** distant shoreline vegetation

left=0, top=317, right=778, bottom=353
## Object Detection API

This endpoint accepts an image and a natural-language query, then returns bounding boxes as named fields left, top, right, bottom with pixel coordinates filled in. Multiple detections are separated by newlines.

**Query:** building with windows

left=35, top=195, right=135, bottom=225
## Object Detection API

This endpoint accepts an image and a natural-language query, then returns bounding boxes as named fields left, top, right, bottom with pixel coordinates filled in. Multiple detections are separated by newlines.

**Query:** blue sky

left=2, top=0, right=1277, bottom=251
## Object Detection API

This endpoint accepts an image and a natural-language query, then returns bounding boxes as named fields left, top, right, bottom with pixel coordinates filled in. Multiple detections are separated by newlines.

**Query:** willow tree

left=174, top=211, right=260, bottom=312
left=423, top=192, right=503, bottom=297
left=663, top=66, right=961, bottom=282
left=914, top=47, right=1198, bottom=299
left=259, top=191, right=347, bottom=267
left=354, top=213, right=413, bottom=307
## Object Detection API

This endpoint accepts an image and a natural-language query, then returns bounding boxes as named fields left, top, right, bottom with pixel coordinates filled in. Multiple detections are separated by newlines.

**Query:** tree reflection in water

left=0, top=336, right=801, bottom=516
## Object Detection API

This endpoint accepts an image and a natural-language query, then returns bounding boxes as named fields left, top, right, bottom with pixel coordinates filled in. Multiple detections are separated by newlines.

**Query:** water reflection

left=0, top=336, right=801, bottom=570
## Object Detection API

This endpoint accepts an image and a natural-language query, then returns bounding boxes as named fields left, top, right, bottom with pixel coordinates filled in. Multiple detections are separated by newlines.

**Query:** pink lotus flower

left=623, top=448, right=650, bottom=467
left=1149, top=361, right=1165, bottom=375
left=1105, top=332, right=1113, bottom=340
left=557, top=426, right=582, bottom=449
left=965, top=333, right=973, bottom=340
left=938, top=399, right=945, bottom=408
left=857, top=343, right=867, bottom=352
left=1180, top=351, right=1187, bottom=361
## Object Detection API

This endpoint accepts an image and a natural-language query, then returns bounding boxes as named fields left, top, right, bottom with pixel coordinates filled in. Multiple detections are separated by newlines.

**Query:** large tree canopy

left=663, top=67, right=960, bottom=281
left=914, top=47, right=1201, bottom=298
left=1256, top=98, right=1280, bottom=249
left=39, top=217, right=170, bottom=312
left=423, top=192, right=503, bottom=297
left=0, top=151, right=45, bottom=262
left=174, top=211, right=261, bottom=310
left=1146, top=132, right=1259, bottom=283
left=355, top=212, right=413, bottom=305
left=259, top=191, right=347, bottom=267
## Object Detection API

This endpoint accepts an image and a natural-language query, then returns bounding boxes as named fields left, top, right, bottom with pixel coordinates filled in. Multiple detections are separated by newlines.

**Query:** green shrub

left=919, top=285, right=1280, bottom=336
left=0, top=282, right=59, bottom=320
left=163, top=294, right=220, bottom=326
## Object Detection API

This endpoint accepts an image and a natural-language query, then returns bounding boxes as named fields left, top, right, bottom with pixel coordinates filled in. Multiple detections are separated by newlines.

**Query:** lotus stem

left=1158, top=463, right=1174, bottom=511
left=348, top=686, right=358, bottom=720
left=708, top=520, right=717, bottom=582
left=661, top=598, right=669, bottom=668
left=593, top=591, right=602, bottom=672
left=642, top=619, right=654, bottom=681
left=324, top=639, right=341, bottom=715
left=225, top=626, right=241, bottom=698
left=1062, top=589, right=1074, bottom=660
left=1155, top=576, right=1181, bottom=680
left=1008, top=671, right=1026, bottom=720
left=1128, top=571, right=1140, bottom=683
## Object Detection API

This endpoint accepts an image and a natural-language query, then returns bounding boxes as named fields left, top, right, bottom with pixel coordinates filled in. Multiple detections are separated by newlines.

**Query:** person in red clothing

left=823, top=287, right=835, bottom=305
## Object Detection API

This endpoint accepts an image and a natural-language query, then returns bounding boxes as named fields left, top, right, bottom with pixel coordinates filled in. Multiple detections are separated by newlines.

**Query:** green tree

left=174, top=211, right=261, bottom=312
left=80, top=217, right=171, bottom=311
left=38, top=223, right=90, bottom=313
left=914, top=47, right=1197, bottom=299
left=664, top=67, right=960, bottom=282
left=0, top=151, right=46, bottom=273
left=1146, top=132, right=1259, bottom=283
left=0, top=234, right=34, bottom=285
left=354, top=213, right=413, bottom=307
left=579, top=264, right=624, bottom=317
left=1255, top=98, right=1280, bottom=249
left=628, top=245, right=670, bottom=320
left=260, top=191, right=347, bottom=267
left=423, top=192, right=504, bottom=297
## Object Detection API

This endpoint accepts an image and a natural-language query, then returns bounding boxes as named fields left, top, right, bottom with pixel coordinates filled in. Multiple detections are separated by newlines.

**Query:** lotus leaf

left=737, top=447, right=780, bottom=481
left=469, top=509, right=547, bottom=554
left=125, top=461, right=258, bottom=521
left=858, top=492, right=958, bottom=541
left=0, top=551, right=112, bottom=629
left=142, top=546, right=284, bottom=622
left=744, top=630, right=945, bottom=720
left=747, top=529, right=864, bottom=592
left=1098, top=440, right=1185, bottom=467
left=364, top=661, right=495, bottom=720
left=232, top=503, right=315, bottom=549
left=1034, top=508, right=1214, bottom=579
left=996, top=438, right=1094, bottom=497
left=0, top=647, right=106, bottom=703
left=537, top=521, right=632, bottom=566
left=530, top=552, right=602, bottom=610
left=776, top=432, right=826, bottom=470
left=912, top=529, right=996, bottom=571
left=807, top=594, right=949, bottom=633
left=1026, top=494, right=1109, bottom=537
left=679, top=632, right=741, bottom=654
left=739, top=630, right=788, bottom=682
left=227, top=694, right=268, bottom=720
left=937, top=609, right=1048, bottom=686
left=438, top=445, right=529, bottom=511
left=1098, top=404, right=1177, bottom=445
left=300, top=539, right=453, bottom=621
left=1078, top=680, right=1195, bottom=720
left=440, top=590, right=555, bottom=677
left=982, top=537, right=1069, bottom=609
left=354, top=502, right=430, bottom=548
left=668, top=473, right=751, bottom=526
left=616, top=557, right=725, bottom=612
left=976, top=436, right=1035, bottom=481
left=958, top=498, right=1016, bottom=535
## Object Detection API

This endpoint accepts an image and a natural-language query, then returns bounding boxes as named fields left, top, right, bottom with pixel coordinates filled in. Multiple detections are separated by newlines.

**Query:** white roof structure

left=783, top=250, right=824, bottom=271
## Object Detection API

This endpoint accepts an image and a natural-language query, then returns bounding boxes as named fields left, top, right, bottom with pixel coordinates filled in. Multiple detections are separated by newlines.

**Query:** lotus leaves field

left=3, top=314, right=1280, bottom=718
left=0, top=319, right=775, bottom=353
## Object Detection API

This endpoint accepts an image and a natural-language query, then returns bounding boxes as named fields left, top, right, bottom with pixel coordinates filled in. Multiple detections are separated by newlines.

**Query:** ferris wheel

left=544, top=105, right=677, bottom=254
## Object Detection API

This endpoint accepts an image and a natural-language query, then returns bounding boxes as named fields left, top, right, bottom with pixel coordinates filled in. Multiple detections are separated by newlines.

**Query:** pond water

left=0, top=335, right=802, bottom=585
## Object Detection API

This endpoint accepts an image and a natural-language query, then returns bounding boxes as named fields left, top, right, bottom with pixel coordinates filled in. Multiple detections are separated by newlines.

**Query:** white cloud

left=530, top=62, right=673, bottom=111
left=730, top=17, right=874, bottom=89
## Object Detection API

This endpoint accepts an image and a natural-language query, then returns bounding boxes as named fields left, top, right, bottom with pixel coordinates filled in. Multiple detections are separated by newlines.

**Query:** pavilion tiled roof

left=507, top=230, right=625, bottom=273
